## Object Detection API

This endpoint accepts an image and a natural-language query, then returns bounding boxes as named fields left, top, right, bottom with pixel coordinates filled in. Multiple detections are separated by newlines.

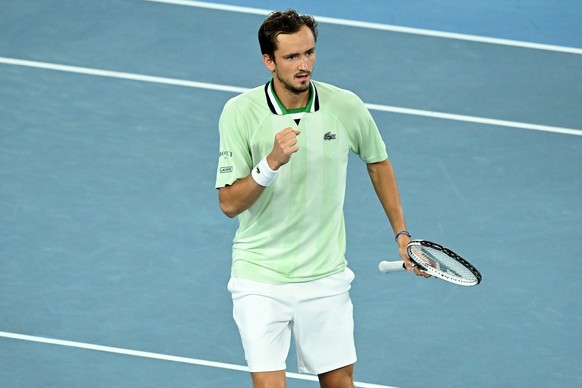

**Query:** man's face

left=264, top=25, right=316, bottom=95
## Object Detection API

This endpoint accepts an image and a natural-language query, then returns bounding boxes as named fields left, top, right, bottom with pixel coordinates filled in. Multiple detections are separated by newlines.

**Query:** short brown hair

left=258, top=9, right=318, bottom=60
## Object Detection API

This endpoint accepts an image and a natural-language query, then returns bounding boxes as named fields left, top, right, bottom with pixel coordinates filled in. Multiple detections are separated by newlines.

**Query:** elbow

left=219, top=198, right=238, bottom=218
left=220, top=203, right=239, bottom=218
left=218, top=190, right=239, bottom=218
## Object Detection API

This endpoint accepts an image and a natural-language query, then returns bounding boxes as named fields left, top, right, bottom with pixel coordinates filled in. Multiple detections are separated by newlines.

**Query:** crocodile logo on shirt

left=323, top=131, right=336, bottom=141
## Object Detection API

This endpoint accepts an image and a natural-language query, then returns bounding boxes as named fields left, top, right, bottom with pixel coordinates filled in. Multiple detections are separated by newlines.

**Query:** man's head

left=259, top=10, right=318, bottom=96
left=258, top=10, right=318, bottom=61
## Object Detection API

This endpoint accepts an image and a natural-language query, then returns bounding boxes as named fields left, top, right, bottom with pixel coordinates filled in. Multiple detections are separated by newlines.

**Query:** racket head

left=407, top=240, right=482, bottom=286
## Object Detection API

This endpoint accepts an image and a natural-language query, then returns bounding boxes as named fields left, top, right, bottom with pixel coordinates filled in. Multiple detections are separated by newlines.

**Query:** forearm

left=368, top=159, right=426, bottom=274
left=218, top=175, right=265, bottom=218
left=218, top=127, right=300, bottom=218
left=367, top=159, right=408, bottom=237
left=367, top=158, right=414, bottom=267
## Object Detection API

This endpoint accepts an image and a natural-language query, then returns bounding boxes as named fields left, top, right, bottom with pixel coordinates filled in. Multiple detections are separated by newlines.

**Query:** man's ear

left=263, top=54, right=276, bottom=72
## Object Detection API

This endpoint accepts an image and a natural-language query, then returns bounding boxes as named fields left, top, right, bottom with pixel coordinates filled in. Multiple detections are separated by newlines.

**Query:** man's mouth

left=296, top=72, right=311, bottom=80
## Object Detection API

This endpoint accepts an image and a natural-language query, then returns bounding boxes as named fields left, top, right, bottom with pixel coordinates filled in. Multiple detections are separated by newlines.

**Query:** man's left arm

left=366, top=159, right=416, bottom=271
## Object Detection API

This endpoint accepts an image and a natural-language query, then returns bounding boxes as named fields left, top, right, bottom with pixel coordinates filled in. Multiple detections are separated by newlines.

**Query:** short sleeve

left=215, top=98, right=253, bottom=188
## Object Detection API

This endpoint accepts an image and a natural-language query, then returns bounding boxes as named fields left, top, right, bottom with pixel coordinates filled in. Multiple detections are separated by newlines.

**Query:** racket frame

left=407, top=239, right=482, bottom=286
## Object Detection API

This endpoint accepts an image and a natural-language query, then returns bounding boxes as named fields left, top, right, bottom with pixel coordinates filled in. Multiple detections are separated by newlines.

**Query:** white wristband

left=251, top=157, right=279, bottom=187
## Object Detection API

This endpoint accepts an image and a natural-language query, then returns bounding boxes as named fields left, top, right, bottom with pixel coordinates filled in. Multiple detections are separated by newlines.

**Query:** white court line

left=0, top=57, right=248, bottom=94
left=144, top=0, right=582, bottom=55
left=2, top=56, right=581, bottom=136
left=364, top=104, right=582, bottom=136
left=0, top=331, right=396, bottom=388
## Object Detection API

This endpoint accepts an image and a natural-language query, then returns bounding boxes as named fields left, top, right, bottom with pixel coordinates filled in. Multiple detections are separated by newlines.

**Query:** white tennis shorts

left=227, top=267, right=357, bottom=375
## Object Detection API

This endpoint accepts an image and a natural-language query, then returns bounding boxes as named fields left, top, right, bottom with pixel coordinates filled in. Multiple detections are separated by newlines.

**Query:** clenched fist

left=266, top=127, right=301, bottom=170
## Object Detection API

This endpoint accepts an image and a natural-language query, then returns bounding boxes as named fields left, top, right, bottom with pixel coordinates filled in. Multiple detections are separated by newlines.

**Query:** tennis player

left=215, top=10, right=425, bottom=388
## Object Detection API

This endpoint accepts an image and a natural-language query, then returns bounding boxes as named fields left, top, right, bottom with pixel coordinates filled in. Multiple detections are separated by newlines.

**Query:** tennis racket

left=378, top=239, right=482, bottom=286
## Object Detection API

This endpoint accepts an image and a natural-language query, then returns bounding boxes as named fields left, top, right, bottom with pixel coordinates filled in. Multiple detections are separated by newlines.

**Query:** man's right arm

left=218, top=177, right=265, bottom=218
left=218, top=127, right=301, bottom=218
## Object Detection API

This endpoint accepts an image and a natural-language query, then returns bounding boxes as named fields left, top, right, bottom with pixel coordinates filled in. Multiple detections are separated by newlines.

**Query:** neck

left=272, top=79, right=310, bottom=110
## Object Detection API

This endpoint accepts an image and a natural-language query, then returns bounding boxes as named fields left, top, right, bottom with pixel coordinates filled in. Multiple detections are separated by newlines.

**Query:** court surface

left=1, top=1, right=581, bottom=387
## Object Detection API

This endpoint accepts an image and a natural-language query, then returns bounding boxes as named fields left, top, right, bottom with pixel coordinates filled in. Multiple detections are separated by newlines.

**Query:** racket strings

left=410, top=246, right=480, bottom=284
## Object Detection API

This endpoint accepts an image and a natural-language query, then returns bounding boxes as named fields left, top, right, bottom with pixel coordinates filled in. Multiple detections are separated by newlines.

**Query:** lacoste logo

left=255, top=166, right=261, bottom=174
left=323, top=131, right=336, bottom=141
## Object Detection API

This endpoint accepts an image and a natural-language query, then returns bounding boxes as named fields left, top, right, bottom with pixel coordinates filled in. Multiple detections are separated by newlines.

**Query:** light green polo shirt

left=216, top=80, right=388, bottom=283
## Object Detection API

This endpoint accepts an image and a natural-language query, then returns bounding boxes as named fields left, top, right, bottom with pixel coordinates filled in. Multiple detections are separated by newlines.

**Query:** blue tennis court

left=1, top=1, right=581, bottom=387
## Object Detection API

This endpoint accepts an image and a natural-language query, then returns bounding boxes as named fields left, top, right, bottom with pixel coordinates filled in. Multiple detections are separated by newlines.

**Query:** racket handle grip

left=378, top=260, right=406, bottom=273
